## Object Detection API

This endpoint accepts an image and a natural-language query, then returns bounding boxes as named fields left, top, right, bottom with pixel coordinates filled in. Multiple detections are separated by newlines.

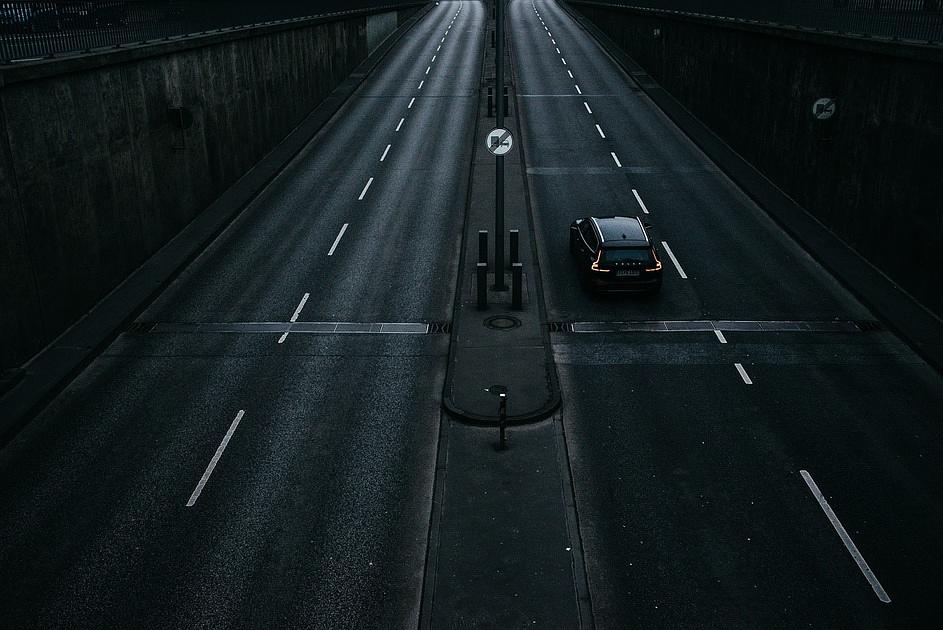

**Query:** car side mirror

left=643, top=222, right=654, bottom=230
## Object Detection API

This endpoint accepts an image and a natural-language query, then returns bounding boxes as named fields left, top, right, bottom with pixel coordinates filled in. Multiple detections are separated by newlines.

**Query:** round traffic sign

left=812, top=98, right=836, bottom=120
left=486, top=128, right=513, bottom=155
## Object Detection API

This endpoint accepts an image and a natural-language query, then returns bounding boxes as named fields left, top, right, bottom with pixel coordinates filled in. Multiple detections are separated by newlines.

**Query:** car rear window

left=603, top=248, right=653, bottom=263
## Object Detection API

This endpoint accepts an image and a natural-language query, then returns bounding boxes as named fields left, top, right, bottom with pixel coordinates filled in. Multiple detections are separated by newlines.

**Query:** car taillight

left=644, top=251, right=662, bottom=272
left=590, top=251, right=610, bottom=272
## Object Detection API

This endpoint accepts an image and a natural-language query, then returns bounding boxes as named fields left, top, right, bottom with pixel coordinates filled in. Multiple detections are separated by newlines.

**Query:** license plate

left=616, top=269, right=640, bottom=277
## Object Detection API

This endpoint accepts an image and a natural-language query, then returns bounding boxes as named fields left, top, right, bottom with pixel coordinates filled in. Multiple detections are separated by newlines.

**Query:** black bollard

left=509, top=229, right=519, bottom=266
left=477, top=262, right=488, bottom=309
left=512, top=263, right=523, bottom=310
left=487, top=86, right=493, bottom=117
left=478, top=230, right=489, bottom=265
left=498, top=393, right=507, bottom=449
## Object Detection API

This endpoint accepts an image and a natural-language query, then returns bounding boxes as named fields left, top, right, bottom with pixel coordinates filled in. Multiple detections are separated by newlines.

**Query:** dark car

left=569, top=215, right=663, bottom=293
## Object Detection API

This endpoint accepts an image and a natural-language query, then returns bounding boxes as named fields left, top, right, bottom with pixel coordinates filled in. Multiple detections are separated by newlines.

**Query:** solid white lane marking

left=437, top=45, right=441, bottom=52
left=186, top=410, right=245, bottom=507
left=418, top=80, right=424, bottom=90
left=556, top=47, right=561, bottom=54
left=734, top=362, right=753, bottom=384
left=632, top=188, right=650, bottom=214
left=800, top=470, right=892, bottom=603
left=553, top=39, right=557, bottom=44
left=660, top=241, right=687, bottom=278
left=584, top=101, right=592, bottom=114
left=408, top=97, right=416, bottom=109
left=432, top=55, right=436, bottom=62
left=595, top=124, right=606, bottom=138
left=610, top=151, right=622, bottom=167
left=380, top=143, right=391, bottom=162
left=714, top=330, right=727, bottom=344
left=441, top=37, right=445, bottom=42
left=358, top=177, right=374, bottom=200
left=396, top=117, right=405, bottom=131
left=575, top=84, right=582, bottom=94
left=327, top=223, right=349, bottom=257
left=567, top=69, right=573, bottom=78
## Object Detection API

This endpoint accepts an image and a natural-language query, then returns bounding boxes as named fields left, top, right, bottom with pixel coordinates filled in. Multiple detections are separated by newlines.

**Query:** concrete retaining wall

left=570, top=2, right=943, bottom=319
left=0, top=6, right=417, bottom=371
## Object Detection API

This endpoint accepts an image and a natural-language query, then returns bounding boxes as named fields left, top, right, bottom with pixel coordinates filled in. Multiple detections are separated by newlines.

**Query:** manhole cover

left=484, top=315, right=521, bottom=330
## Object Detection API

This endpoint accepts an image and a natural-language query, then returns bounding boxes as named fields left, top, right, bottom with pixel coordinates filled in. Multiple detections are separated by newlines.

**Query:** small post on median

left=477, top=262, right=488, bottom=309
left=498, top=392, right=508, bottom=449
left=487, top=86, right=493, bottom=117
left=509, top=229, right=519, bottom=266
left=512, top=262, right=523, bottom=310
left=478, top=230, right=489, bottom=264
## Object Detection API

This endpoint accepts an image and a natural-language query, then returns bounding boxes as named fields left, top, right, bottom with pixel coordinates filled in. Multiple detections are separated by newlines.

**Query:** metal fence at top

left=0, top=0, right=420, bottom=64
left=579, top=0, right=943, bottom=44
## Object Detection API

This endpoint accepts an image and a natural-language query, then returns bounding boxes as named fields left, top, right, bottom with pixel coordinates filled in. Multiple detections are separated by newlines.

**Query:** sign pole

left=494, top=0, right=506, bottom=290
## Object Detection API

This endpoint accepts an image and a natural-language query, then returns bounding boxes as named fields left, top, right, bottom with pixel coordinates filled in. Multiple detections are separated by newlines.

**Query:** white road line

left=408, top=97, right=416, bottom=109
left=584, top=101, right=592, bottom=114
left=595, top=124, right=606, bottom=138
left=380, top=143, right=391, bottom=162
left=396, top=117, right=404, bottom=131
left=567, top=69, right=573, bottom=78
left=660, top=241, right=687, bottom=278
left=186, top=410, right=245, bottom=507
left=734, top=362, right=753, bottom=384
left=426, top=66, right=431, bottom=74
left=289, top=293, right=310, bottom=322
left=553, top=39, right=557, bottom=44
left=575, top=84, right=582, bottom=94
left=714, top=330, right=728, bottom=344
left=610, top=151, right=622, bottom=167
left=561, top=57, right=567, bottom=65
left=800, top=470, right=891, bottom=603
left=328, top=223, right=349, bottom=256
left=632, top=188, right=650, bottom=214
left=358, top=177, right=374, bottom=200
left=418, top=80, right=424, bottom=90
left=441, top=37, right=445, bottom=42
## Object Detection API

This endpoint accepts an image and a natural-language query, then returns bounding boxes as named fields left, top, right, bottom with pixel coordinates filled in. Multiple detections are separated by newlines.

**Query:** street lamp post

left=494, top=0, right=507, bottom=290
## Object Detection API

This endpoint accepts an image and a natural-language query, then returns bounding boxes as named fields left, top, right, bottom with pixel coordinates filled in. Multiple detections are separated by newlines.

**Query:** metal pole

left=494, top=0, right=506, bottom=290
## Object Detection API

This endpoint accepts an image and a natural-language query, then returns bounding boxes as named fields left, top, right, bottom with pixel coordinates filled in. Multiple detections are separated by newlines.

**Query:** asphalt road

left=0, top=2, right=481, bottom=628
left=514, top=1, right=943, bottom=628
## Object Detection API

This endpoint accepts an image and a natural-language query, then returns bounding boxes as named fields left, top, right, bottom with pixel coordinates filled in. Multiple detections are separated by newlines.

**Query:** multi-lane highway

left=0, top=2, right=481, bottom=627
left=513, top=1, right=943, bottom=628
left=2, top=1, right=942, bottom=628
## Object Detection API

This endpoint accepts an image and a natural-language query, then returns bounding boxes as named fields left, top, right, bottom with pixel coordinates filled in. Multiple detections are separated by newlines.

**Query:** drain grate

left=427, top=321, right=452, bottom=334
left=855, top=320, right=885, bottom=332
left=547, top=322, right=573, bottom=333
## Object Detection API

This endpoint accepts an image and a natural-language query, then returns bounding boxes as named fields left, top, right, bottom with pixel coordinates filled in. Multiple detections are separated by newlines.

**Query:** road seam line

left=358, top=177, right=374, bottom=200
left=632, top=188, right=650, bottom=214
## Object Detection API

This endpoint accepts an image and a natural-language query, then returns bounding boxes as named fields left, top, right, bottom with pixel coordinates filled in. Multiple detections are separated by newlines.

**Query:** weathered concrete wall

left=0, top=7, right=417, bottom=371
left=571, top=2, right=943, bottom=318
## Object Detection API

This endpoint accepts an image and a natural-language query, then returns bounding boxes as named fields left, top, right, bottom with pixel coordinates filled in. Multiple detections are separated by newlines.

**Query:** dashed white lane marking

left=327, top=223, right=349, bottom=257
left=714, top=330, right=727, bottom=344
left=800, top=470, right=891, bottom=604
left=567, top=69, right=573, bottom=78
left=186, top=410, right=245, bottom=507
left=418, top=80, right=424, bottom=90
left=595, top=124, right=606, bottom=139
left=408, top=97, right=416, bottom=109
left=426, top=66, right=431, bottom=74
left=610, top=151, right=622, bottom=167
left=358, top=177, right=374, bottom=201
left=561, top=57, right=567, bottom=65
left=396, top=117, right=405, bottom=132
left=632, top=188, right=650, bottom=214
left=575, top=84, right=582, bottom=94
left=380, top=143, right=391, bottom=162
left=278, top=291, right=311, bottom=343
left=660, top=241, right=687, bottom=278
left=584, top=101, right=592, bottom=114
left=734, top=362, right=753, bottom=384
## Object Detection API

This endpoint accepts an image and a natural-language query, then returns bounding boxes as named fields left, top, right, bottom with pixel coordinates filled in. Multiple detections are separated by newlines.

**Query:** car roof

left=590, top=216, right=649, bottom=246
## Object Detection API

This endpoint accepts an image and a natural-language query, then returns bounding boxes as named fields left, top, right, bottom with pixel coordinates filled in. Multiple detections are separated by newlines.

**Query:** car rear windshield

left=603, top=248, right=653, bottom=263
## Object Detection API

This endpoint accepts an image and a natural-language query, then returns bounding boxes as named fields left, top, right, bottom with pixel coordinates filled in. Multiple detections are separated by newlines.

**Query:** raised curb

left=562, top=0, right=943, bottom=374
left=0, top=3, right=435, bottom=445
left=441, top=3, right=561, bottom=427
